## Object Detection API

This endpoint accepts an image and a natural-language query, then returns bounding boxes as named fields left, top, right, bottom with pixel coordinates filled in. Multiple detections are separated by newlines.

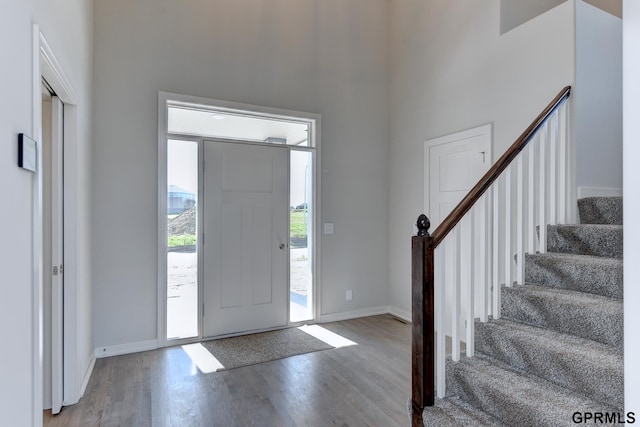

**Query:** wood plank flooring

left=44, top=315, right=411, bottom=427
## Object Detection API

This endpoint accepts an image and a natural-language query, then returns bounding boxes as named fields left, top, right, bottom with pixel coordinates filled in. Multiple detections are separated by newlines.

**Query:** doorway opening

left=41, top=80, right=64, bottom=417
left=35, top=28, right=86, bottom=425
left=159, top=94, right=320, bottom=345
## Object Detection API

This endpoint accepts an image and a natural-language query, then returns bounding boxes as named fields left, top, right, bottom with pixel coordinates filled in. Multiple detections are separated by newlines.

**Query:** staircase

left=421, top=197, right=624, bottom=426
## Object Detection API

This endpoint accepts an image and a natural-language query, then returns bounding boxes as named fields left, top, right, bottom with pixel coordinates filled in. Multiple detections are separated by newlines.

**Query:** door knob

left=279, top=243, right=287, bottom=250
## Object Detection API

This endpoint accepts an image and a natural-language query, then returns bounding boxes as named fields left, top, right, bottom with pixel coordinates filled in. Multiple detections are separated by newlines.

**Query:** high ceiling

left=501, top=0, right=621, bottom=35
left=584, top=0, right=622, bottom=18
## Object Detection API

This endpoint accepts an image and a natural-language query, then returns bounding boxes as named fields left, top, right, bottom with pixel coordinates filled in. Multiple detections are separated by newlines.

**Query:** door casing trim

left=157, top=92, right=321, bottom=348
left=32, top=24, right=83, bottom=427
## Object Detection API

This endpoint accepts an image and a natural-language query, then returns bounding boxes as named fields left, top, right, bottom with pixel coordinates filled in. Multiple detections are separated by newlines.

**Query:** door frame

left=423, top=123, right=492, bottom=338
left=46, top=94, right=64, bottom=415
left=31, top=26, right=83, bottom=426
left=157, top=92, right=321, bottom=348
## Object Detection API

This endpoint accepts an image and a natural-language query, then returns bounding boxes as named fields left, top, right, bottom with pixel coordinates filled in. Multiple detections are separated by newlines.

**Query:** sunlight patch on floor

left=297, top=324, right=358, bottom=348
left=182, top=343, right=225, bottom=374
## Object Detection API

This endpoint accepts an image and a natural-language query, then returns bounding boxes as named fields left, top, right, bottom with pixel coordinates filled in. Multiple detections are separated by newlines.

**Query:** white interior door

left=425, top=125, right=491, bottom=337
left=426, top=125, right=492, bottom=227
left=51, top=96, right=64, bottom=414
left=203, top=141, right=289, bottom=337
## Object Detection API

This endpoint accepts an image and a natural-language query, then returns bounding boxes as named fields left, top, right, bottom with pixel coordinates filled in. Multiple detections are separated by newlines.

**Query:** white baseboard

left=317, top=306, right=390, bottom=323
left=95, top=339, right=158, bottom=358
left=79, top=354, right=96, bottom=396
left=577, top=186, right=623, bottom=199
left=92, top=308, right=408, bottom=358
left=387, top=306, right=411, bottom=323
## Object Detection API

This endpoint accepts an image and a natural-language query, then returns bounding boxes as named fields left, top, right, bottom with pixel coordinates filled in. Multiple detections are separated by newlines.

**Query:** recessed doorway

left=41, top=81, right=64, bottom=416
left=159, top=94, right=320, bottom=345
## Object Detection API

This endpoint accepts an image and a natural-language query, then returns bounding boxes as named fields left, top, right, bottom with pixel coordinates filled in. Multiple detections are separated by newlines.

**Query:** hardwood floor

left=44, top=315, right=411, bottom=427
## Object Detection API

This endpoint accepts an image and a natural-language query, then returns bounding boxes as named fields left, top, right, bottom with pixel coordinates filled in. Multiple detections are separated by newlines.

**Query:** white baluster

left=504, top=167, right=513, bottom=287
left=528, top=142, right=537, bottom=254
left=479, top=194, right=488, bottom=323
left=517, top=152, right=525, bottom=285
left=564, top=102, right=576, bottom=223
left=549, top=111, right=559, bottom=225
left=436, top=243, right=446, bottom=398
left=539, top=123, right=548, bottom=253
left=466, top=211, right=475, bottom=357
left=492, top=182, right=501, bottom=319
left=452, top=226, right=461, bottom=362
left=558, top=104, right=567, bottom=224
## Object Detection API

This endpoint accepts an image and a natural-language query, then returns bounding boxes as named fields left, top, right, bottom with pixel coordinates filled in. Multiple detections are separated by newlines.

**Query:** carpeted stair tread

left=546, top=224, right=623, bottom=258
left=500, top=284, right=623, bottom=348
left=525, top=252, right=623, bottom=299
left=421, top=396, right=508, bottom=427
left=475, top=319, right=623, bottom=409
left=446, top=354, right=619, bottom=427
left=578, top=197, right=622, bottom=225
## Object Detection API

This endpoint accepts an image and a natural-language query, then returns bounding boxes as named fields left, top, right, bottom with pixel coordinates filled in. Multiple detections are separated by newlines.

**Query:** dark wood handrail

left=431, top=85, right=571, bottom=247
left=410, top=86, right=571, bottom=427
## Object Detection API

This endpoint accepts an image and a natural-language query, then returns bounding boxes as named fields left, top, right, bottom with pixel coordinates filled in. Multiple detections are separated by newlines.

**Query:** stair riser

left=475, top=322, right=623, bottom=410
left=578, top=197, right=622, bottom=225
left=446, top=359, right=617, bottom=427
left=421, top=397, right=506, bottom=426
left=500, top=286, right=623, bottom=348
left=525, top=254, right=623, bottom=299
left=546, top=225, right=623, bottom=258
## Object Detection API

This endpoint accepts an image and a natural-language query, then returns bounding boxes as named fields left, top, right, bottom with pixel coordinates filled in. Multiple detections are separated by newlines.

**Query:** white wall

left=623, top=0, right=640, bottom=410
left=92, top=0, right=390, bottom=348
left=0, top=4, right=38, bottom=422
left=575, top=1, right=623, bottom=193
left=388, top=0, right=575, bottom=315
left=0, top=0, right=93, bottom=425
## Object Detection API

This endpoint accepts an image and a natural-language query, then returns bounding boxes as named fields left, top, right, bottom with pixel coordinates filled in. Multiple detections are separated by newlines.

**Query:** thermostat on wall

left=18, top=133, right=37, bottom=173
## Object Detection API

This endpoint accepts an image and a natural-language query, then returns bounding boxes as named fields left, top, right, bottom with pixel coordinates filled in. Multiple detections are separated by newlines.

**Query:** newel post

left=411, top=214, right=435, bottom=427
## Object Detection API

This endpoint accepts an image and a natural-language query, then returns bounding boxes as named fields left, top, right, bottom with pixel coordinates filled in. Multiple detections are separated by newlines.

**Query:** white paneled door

left=203, top=141, right=289, bottom=337
left=425, top=124, right=492, bottom=337
left=426, top=125, right=492, bottom=227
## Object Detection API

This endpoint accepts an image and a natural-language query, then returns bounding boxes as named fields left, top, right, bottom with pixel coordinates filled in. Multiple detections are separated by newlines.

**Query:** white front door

left=203, top=141, right=289, bottom=337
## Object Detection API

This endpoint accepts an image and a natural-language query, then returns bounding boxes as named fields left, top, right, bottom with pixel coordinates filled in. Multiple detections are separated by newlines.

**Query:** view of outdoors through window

left=167, top=139, right=198, bottom=339
left=290, top=150, right=313, bottom=322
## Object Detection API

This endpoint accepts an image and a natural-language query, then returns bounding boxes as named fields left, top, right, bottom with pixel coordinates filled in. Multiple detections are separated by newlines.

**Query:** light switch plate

left=323, top=223, right=334, bottom=234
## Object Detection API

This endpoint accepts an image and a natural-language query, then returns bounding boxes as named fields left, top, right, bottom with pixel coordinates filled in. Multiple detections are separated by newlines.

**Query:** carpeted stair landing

left=420, top=197, right=624, bottom=426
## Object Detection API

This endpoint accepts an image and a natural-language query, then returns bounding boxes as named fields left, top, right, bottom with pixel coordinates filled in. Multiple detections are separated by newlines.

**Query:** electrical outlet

left=346, top=290, right=353, bottom=301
